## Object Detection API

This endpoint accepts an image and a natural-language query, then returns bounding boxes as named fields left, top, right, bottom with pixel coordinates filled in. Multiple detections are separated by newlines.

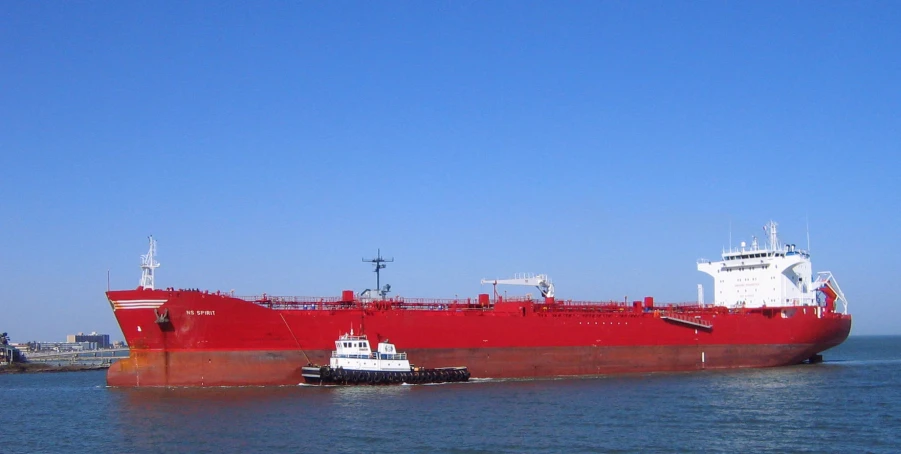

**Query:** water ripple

left=1, top=337, right=899, bottom=454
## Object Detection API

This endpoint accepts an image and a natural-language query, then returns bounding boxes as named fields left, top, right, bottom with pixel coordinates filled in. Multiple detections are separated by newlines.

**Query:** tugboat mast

left=139, top=236, right=160, bottom=290
left=363, top=249, right=393, bottom=297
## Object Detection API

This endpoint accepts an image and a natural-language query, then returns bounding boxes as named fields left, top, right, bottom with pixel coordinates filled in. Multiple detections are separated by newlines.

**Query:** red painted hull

left=106, top=288, right=852, bottom=387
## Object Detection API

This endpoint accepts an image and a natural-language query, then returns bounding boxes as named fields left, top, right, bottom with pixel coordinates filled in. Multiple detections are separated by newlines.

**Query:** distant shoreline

left=0, top=363, right=109, bottom=374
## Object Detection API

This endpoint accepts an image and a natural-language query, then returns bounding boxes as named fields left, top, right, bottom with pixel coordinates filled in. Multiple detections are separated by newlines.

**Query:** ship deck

left=226, top=293, right=819, bottom=318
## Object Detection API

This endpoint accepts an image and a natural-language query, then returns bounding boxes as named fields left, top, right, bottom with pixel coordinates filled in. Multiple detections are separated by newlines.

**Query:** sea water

left=1, top=336, right=899, bottom=453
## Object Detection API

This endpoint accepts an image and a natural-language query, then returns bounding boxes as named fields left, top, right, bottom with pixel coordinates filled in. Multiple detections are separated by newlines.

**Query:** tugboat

left=301, top=331, right=470, bottom=385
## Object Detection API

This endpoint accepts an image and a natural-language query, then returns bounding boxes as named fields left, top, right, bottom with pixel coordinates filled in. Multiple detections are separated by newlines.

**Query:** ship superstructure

left=697, top=221, right=848, bottom=313
left=329, top=331, right=411, bottom=372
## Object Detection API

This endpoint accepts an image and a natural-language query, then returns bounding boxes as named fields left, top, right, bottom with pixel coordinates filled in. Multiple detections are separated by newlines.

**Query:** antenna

left=139, top=236, right=160, bottom=290
left=767, top=220, right=779, bottom=251
left=806, top=216, right=811, bottom=252
left=362, top=249, right=393, bottom=296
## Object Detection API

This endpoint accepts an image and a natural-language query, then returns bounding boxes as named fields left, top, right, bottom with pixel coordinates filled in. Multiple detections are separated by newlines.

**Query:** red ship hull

left=106, top=288, right=851, bottom=387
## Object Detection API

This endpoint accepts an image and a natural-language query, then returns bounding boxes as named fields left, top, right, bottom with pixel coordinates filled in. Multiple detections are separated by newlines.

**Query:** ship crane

left=811, top=271, right=850, bottom=315
left=480, top=273, right=555, bottom=299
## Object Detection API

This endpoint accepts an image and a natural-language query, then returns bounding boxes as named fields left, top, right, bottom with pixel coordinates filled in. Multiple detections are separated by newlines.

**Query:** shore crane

left=480, top=273, right=555, bottom=300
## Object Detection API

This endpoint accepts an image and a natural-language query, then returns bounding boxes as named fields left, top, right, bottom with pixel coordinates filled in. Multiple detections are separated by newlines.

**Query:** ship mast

left=363, top=249, right=393, bottom=297
left=139, top=236, right=160, bottom=290
left=765, top=220, right=780, bottom=251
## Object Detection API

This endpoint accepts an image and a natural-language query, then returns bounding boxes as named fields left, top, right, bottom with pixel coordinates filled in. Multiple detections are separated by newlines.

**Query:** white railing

left=331, top=352, right=408, bottom=360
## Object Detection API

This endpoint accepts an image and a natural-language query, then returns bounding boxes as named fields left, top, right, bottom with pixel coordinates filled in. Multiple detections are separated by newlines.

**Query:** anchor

left=154, top=308, right=170, bottom=324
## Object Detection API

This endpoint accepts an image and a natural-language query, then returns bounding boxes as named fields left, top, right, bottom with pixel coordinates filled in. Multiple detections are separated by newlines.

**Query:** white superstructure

left=697, top=221, right=848, bottom=313
left=329, top=332, right=411, bottom=372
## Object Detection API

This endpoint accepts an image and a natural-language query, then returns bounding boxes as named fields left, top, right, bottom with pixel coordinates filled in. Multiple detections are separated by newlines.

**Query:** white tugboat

left=301, top=331, right=469, bottom=385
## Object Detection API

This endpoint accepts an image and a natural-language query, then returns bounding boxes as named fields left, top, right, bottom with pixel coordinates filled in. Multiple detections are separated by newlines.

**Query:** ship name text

left=185, top=310, right=216, bottom=316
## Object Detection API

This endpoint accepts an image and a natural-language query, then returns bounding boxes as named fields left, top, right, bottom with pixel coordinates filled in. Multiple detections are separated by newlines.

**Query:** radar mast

left=363, top=249, right=394, bottom=297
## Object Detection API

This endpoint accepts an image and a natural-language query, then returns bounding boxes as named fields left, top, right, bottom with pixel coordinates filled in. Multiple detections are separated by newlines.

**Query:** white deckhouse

left=697, top=221, right=847, bottom=313
left=330, top=331, right=411, bottom=372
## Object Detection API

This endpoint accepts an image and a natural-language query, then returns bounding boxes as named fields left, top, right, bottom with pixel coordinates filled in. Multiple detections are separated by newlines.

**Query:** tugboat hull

left=302, top=365, right=470, bottom=385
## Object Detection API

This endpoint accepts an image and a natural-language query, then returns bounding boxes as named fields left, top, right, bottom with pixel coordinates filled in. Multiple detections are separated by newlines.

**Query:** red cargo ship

left=106, top=222, right=851, bottom=387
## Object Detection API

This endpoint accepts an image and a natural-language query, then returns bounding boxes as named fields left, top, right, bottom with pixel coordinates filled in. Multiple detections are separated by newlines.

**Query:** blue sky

left=1, top=2, right=899, bottom=341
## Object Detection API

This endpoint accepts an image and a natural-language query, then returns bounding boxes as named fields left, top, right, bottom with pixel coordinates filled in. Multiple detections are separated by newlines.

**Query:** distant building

left=29, top=342, right=98, bottom=352
left=1, top=346, right=22, bottom=364
left=1, top=332, right=23, bottom=364
left=66, top=332, right=111, bottom=349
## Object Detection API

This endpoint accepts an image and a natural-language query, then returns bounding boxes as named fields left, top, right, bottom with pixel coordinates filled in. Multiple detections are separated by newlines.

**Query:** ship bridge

left=697, top=221, right=847, bottom=312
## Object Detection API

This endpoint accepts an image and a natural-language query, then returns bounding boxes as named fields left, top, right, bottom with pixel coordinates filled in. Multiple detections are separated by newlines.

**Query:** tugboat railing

left=332, top=352, right=408, bottom=360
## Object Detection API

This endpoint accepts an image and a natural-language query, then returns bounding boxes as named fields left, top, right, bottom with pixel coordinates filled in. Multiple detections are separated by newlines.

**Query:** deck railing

left=232, top=293, right=742, bottom=315
left=178, top=288, right=830, bottom=317
left=331, top=352, right=408, bottom=360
